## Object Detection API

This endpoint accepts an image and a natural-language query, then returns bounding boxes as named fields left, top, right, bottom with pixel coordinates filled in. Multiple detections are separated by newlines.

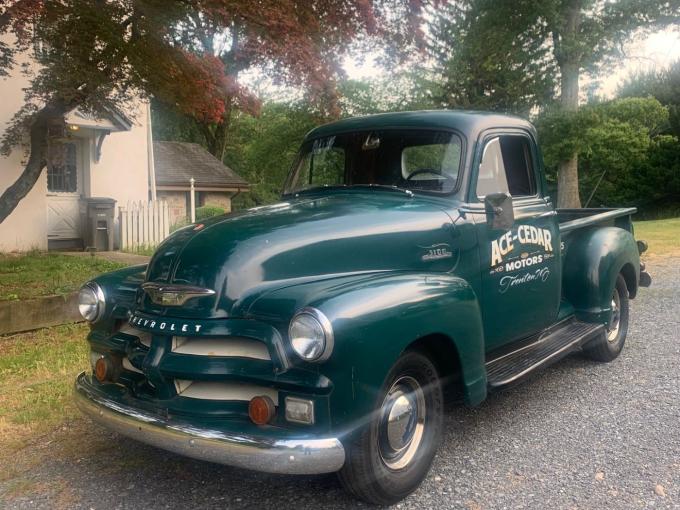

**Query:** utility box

left=85, top=197, right=116, bottom=251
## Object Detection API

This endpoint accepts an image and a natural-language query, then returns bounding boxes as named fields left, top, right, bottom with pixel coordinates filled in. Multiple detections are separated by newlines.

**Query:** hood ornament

left=141, top=282, right=216, bottom=306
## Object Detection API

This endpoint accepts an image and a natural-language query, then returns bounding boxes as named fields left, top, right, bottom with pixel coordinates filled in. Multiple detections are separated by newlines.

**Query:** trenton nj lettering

left=491, top=226, right=553, bottom=267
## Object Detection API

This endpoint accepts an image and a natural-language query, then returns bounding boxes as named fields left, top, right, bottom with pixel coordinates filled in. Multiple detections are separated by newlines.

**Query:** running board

left=486, top=319, right=605, bottom=389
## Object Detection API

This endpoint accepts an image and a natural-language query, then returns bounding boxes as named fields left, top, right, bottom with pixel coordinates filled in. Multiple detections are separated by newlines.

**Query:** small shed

left=153, top=141, right=249, bottom=226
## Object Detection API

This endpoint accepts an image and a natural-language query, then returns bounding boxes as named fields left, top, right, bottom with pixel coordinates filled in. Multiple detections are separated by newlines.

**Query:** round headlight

left=78, top=282, right=105, bottom=322
left=289, top=308, right=334, bottom=362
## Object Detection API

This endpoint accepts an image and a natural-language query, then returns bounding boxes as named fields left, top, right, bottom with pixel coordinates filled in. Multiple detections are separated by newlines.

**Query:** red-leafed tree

left=158, top=0, right=432, bottom=158
left=0, top=0, right=429, bottom=225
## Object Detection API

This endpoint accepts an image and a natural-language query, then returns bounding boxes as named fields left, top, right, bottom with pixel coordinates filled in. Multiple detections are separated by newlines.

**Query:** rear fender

left=562, top=227, right=639, bottom=324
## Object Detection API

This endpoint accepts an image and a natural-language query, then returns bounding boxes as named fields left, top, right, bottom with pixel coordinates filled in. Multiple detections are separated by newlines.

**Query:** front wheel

left=583, top=274, right=630, bottom=362
left=338, top=351, right=443, bottom=505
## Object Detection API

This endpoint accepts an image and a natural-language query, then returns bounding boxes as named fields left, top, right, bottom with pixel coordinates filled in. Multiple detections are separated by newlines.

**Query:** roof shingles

left=153, top=141, right=249, bottom=189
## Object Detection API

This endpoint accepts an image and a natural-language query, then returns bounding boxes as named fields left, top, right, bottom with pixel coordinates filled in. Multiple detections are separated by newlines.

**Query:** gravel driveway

left=5, top=256, right=679, bottom=509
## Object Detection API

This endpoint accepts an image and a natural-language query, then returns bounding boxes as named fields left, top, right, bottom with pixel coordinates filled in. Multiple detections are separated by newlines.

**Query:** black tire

left=583, top=274, right=629, bottom=362
left=337, top=351, right=443, bottom=505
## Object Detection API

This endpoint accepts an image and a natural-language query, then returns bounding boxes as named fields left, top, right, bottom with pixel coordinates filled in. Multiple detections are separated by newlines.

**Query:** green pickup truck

left=75, top=111, right=651, bottom=505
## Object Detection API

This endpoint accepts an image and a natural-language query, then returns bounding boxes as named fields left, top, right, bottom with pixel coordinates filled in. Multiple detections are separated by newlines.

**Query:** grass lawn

left=0, top=324, right=89, bottom=456
left=0, top=324, right=99, bottom=503
left=122, top=245, right=156, bottom=257
left=634, top=217, right=680, bottom=258
left=0, top=252, right=126, bottom=301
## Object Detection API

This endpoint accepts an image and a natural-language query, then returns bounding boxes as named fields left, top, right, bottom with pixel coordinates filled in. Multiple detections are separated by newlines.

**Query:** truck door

left=472, top=131, right=561, bottom=350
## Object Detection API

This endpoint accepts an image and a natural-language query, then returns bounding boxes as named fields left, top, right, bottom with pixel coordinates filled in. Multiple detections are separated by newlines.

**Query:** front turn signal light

left=249, top=395, right=276, bottom=425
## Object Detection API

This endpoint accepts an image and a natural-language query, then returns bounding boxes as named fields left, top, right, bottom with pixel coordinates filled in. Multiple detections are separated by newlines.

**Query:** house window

left=47, top=142, right=78, bottom=193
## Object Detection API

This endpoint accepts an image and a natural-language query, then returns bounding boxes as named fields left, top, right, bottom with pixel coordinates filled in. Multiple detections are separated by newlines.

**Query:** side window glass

left=310, top=146, right=344, bottom=186
left=476, top=137, right=508, bottom=198
left=295, top=137, right=345, bottom=190
left=476, top=135, right=536, bottom=199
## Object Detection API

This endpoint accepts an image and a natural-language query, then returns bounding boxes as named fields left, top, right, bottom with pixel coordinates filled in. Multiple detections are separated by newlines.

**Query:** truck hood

left=141, top=191, right=456, bottom=318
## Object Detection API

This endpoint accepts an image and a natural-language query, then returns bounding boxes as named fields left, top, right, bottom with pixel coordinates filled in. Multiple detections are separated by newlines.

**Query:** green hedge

left=170, top=204, right=227, bottom=233
left=195, top=205, right=226, bottom=220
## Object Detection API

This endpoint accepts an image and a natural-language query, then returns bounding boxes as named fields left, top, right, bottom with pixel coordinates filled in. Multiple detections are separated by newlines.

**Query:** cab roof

left=304, top=110, right=535, bottom=142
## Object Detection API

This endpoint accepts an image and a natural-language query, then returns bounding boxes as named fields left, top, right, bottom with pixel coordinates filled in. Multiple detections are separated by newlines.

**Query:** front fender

left=250, top=272, right=486, bottom=433
left=563, top=227, right=639, bottom=324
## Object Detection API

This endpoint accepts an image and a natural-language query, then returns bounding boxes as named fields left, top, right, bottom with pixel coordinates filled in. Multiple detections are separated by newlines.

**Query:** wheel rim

left=378, top=375, right=426, bottom=471
left=607, top=286, right=621, bottom=343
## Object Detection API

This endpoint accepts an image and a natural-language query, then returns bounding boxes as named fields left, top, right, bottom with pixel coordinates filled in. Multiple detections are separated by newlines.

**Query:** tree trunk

left=556, top=60, right=581, bottom=208
left=556, top=0, right=582, bottom=209
left=557, top=153, right=581, bottom=208
left=0, top=104, right=66, bottom=224
left=202, top=99, right=233, bottom=161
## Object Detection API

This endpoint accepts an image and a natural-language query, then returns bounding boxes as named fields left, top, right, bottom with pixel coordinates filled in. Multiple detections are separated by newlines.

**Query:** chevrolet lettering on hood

left=129, top=314, right=203, bottom=333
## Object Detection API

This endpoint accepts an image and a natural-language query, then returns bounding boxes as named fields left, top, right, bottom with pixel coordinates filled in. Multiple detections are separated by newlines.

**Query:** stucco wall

left=0, top=153, right=49, bottom=252
left=88, top=104, right=150, bottom=248
left=88, top=105, right=149, bottom=207
left=0, top=36, right=49, bottom=251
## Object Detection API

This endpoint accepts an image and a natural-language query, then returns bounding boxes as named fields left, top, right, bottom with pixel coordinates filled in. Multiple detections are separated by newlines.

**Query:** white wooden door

left=46, top=140, right=83, bottom=240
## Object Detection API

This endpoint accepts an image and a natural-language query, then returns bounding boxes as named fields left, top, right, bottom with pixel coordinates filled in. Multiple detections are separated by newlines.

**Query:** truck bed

left=558, top=207, right=637, bottom=233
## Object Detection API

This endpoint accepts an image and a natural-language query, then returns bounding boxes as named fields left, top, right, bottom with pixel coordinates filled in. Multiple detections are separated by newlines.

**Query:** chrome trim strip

left=289, top=307, right=335, bottom=362
left=81, top=281, right=106, bottom=323
left=74, top=372, right=345, bottom=475
left=173, top=380, right=279, bottom=404
left=141, top=282, right=216, bottom=306
left=172, top=336, right=270, bottom=360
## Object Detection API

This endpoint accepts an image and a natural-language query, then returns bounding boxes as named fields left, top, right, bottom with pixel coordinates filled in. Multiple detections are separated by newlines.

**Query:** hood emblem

left=141, top=283, right=216, bottom=306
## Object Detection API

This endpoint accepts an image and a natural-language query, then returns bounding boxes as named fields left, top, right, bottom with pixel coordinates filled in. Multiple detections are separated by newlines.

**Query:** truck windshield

left=283, top=130, right=462, bottom=195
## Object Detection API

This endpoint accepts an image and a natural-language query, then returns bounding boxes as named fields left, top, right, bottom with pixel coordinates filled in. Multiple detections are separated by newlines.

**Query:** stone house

left=153, top=141, right=250, bottom=227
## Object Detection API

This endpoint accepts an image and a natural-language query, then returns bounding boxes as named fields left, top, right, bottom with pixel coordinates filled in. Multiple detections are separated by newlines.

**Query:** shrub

left=195, top=205, right=226, bottom=220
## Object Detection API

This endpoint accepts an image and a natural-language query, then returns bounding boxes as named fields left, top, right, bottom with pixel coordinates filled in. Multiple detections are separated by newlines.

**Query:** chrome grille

left=171, top=336, right=270, bottom=360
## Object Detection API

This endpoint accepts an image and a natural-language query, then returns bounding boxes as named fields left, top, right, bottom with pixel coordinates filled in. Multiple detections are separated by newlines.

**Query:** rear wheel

left=583, top=274, right=629, bottom=362
left=338, top=351, right=443, bottom=505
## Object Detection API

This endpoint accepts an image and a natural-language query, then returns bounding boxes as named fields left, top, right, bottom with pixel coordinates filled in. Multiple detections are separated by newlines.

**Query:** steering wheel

left=405, top=168, right=455, bottom=185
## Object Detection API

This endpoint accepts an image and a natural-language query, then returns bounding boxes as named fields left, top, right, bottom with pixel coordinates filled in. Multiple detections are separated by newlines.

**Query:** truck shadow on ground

left=52, top=352, right=611, bottom=509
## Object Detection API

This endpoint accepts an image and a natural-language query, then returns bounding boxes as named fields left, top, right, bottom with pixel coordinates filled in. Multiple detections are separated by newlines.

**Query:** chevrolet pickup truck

left=74, top=111, right=651, bottom=505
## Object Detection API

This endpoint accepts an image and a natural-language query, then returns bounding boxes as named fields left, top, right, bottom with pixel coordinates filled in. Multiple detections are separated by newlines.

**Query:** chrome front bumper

left=74, top=372, right=345, bottom=475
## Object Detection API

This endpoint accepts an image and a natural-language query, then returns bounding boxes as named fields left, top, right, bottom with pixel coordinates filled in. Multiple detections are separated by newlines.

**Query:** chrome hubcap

left=607, top=288, right=621, bottom=342
left=378, top=376, right=426, bottom=471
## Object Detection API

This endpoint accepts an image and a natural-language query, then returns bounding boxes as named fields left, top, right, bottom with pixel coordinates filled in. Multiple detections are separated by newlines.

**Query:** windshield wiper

left=287, top=184, right=414, bottom=198
left=346, top=184, right=414, bottom=197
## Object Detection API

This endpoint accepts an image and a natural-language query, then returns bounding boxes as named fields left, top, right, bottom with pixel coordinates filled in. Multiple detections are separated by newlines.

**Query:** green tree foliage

left=428, top=1, right=557, bottom=116
left=223, top=102, right=319, bottom=208
left=618, top=61, right=680, bottom=137
left=537, top=97, right=679, bottom=216
left=427, top=0, right=680, bottom=207
left=338, top=74, right=437, bottom=116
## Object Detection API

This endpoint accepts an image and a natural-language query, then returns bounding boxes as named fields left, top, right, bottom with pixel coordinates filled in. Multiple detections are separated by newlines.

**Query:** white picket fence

left=119, top=200, right=170, bottom=250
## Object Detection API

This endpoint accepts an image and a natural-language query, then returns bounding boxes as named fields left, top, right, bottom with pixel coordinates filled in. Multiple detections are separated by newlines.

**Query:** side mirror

left=484, top=192, right=514, bottom=230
